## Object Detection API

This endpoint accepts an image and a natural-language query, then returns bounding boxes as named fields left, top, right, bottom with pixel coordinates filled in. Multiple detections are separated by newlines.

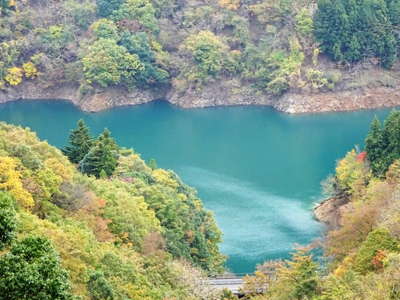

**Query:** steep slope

left=0, top=122, right=224, bottom=299
left=1, top=0, right=400, bottom=112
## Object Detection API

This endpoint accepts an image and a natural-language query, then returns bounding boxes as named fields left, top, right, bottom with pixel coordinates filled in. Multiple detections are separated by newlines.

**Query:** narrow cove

left=0, top=99, right=393, bottom=273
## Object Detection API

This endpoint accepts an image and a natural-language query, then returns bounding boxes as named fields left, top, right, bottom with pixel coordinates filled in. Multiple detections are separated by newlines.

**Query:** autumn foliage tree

left=0, top=156, right=34, bottom=210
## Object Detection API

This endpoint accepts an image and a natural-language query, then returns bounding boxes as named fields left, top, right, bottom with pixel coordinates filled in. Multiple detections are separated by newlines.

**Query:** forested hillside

left=2, top=0, right=400, bottom=111
left=242, top=111, right=400, bottom=300
left=0, top=121, right=225, bottom=299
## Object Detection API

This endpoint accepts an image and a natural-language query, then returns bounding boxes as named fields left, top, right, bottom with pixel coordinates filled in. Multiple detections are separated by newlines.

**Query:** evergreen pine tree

left=381, top=110, right=400, bottom=174
left=365, top=117, right=384, bottom=176
left=80, top=128, right=118, bottom=178
left=63, top=119, right=93, bottom=164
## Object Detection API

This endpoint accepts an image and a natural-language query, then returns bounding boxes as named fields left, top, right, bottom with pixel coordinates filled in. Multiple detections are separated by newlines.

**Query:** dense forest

left=2, top=0, right=400, bottom=109
left=0, top=121, right=226, bottom=299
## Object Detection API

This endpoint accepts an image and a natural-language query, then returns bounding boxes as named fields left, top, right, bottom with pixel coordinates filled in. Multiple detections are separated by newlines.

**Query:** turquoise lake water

left=0, top=99, right=394, bottom=273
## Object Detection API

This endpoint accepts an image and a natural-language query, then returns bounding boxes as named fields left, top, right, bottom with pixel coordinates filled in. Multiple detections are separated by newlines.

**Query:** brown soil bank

left=1, top=81, right=400, bottom=114
left=313, top=196, right=351, bottom=229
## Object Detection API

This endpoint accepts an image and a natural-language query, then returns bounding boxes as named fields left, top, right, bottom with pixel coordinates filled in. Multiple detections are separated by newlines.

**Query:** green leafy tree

left=0, top=192, right=16, bottom=250
left=119, top=32, right=169, bottom=85
left=96, top=0, right=123, bottom=17
left=112, top=0, right=158, bottom=33
left=80, top=129, right=119, bottom=178
left=65, top=0, right=96, bottom=29
left=0, top=236, right=73, bottom=299
left=63, top=119, right=94, bottom=164
left=87, top=271, right=114, bottom=300
left=82, top=38, right=144, bottom=87
left=182, top=31, right=229, bottom=80
left=90, top=19, right=120, bottom=40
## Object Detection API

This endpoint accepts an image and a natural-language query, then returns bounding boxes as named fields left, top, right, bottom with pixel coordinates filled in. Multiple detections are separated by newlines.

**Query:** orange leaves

left=372, top=250, right=387, bottom=271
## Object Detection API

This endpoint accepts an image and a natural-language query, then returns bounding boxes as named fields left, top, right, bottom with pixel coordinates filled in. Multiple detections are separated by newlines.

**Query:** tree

left=0, top=192, right=16, bottom=250
left=96, top=0, right=124, bottom=17
left=90, top=19, right=120, bottom=40
left=381, top=110, right=400, bottom=169
left=87, top=271, right=114, bottom=300
left=314, top=0, right=397, bottom=67
left=365, top=117, right=384, bottom=176
left=336, top=149, right=370, bottom=195
left=261, top=249, right=319, bottom=299
left=80, top=129, right=119, bottom=178
left=181, top=31, right=229, bottom=79
left=111, top=0, right=159, bottom=33
left=353, top=228, right=399, bottom=274
left=119, top=32, right=169, bottom=86
left=4, top=67, right=23, bottom=86
left=0, top=156, right=34, bottom=210
left=0, top=236, right=73, bottom=299
left=63, top=119, right=93, bottom=164
left=82, top=38, right=144, bottom=87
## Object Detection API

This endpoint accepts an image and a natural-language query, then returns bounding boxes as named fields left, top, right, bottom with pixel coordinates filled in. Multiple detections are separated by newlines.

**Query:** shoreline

left=2, top=82, right=400, bottom=114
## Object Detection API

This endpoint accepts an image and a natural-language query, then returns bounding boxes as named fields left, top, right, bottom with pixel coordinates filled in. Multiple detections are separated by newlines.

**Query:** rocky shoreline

left=1, top=81, right=400, bottom=114
left=313, top=196, right=351, bottom=229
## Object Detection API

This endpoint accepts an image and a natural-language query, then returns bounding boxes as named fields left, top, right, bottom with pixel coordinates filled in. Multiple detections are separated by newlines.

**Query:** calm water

left=0, top=100, right=393, bottom=273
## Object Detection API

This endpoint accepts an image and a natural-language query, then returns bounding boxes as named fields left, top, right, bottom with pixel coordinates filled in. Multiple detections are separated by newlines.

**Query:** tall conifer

left=80, top=128, right=118, bottom=178
left=365, top=117, right=383, bottom=175
left=63, top=119, right=93, bottom=164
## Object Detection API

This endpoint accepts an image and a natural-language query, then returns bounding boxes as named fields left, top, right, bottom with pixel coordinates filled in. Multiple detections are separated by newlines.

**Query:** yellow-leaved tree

left=0, top=156, right=34, bottom=209
left=22, top=62, right=38, bottom=79
left=4, top=67, right=23, bottom=86
left=336, top=149, right=371, bottom=196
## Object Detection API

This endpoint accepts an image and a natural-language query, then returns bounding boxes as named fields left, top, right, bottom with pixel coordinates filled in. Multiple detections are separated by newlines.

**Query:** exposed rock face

left=0, top=82, right=163, bottom=112
left=168, top=80, right=274, bottom=108
left=313, top=197, right=351, bottom=229
left=1, top=80, right=400, bottom=113
left=276, top=87, right=400, bottom=114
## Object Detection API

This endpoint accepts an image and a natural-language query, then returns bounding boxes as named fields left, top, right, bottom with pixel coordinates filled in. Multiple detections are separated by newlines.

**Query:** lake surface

left=0, top=100, right=393, bottom=273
